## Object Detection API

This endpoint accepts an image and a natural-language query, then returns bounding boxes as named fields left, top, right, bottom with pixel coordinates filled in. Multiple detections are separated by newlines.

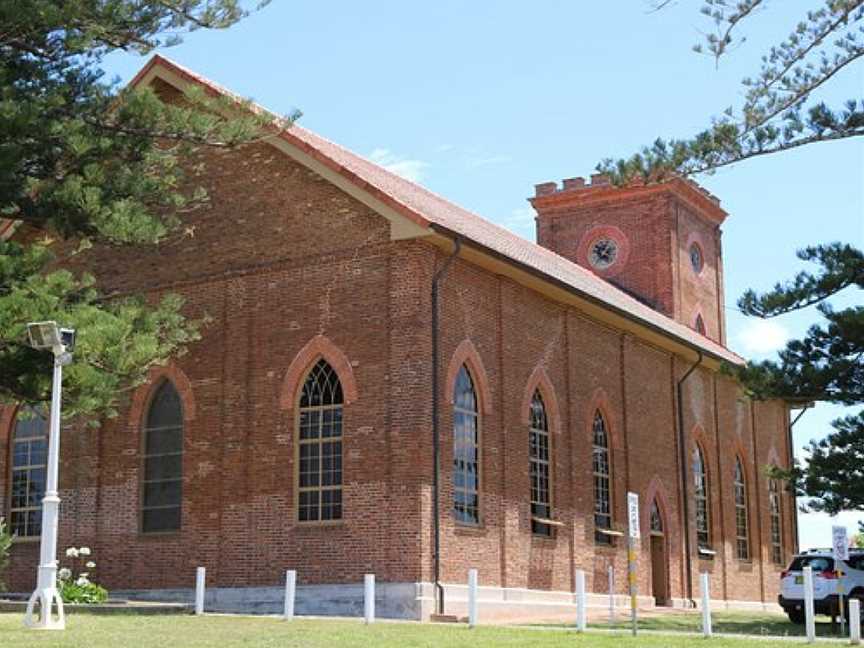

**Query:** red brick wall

left=1, top=137, right=792, bottom=608
left=533, top=183, right=726, bottom=345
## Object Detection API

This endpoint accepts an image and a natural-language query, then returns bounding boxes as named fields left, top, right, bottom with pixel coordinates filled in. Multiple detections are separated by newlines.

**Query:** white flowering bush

left=58, top=546, right=107, bottom=604
left=0, top=518, right=11, bottom=591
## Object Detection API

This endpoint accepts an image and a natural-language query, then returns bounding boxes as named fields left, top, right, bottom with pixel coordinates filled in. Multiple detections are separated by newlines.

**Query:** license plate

left=795, top=576, right=803, bottom=584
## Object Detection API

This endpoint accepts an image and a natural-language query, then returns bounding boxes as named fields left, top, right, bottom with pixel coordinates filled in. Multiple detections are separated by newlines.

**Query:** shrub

left=58, top=546, right=108, bottom=604
left=0, top=518, right=11, bottom=591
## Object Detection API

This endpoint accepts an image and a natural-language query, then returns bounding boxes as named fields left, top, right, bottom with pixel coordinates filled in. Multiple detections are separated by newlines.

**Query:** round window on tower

left=690, top=243, right=704, bottom=274
left=589, top=238, right=619, bottom=270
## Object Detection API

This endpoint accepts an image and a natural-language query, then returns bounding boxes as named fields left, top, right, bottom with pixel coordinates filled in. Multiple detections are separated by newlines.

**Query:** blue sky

left=105, top=1, right=862, bottom=549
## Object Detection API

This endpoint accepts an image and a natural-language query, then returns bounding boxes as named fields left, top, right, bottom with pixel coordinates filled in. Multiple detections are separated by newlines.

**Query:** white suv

left=779, top=549, right=864, bottom=624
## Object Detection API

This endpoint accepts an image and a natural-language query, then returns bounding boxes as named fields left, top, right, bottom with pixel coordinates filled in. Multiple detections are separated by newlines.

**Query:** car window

left=847, top=555, right=864, bottom=570
left=788, top=556, right=835, bottom=572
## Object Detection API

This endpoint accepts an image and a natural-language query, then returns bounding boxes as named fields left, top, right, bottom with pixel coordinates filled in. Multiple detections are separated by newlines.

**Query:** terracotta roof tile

left=136, top=55, right=744, bottom=366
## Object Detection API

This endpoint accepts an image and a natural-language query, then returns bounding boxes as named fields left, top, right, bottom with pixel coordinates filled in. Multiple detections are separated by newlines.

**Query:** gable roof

left=133, top=55, right=744, bottom=366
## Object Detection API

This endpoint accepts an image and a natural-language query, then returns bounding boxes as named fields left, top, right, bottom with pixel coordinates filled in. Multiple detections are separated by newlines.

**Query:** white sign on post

left=628, top=492, right=640, bottom=539
left=833, top=525, right=849, bottom=561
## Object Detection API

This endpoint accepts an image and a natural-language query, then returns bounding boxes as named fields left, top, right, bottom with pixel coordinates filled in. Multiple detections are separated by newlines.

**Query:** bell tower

left=530, top=175, right=728, bottom=344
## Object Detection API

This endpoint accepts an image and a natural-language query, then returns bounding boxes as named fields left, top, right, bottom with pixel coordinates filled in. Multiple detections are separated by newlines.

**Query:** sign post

left=627, top=492, right=640, bottom=637
left=833, top=525, right=849, bottom=635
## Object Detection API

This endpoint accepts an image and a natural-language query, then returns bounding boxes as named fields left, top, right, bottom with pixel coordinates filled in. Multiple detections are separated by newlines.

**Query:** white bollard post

left=364, top=574, right=375, bottom=624
left=700, top=572, right=712, bottom=638
left=468, top=569, right=479, bottom=628
left=804, top=565, right=816, bottom=644
left=195, top=567, right=206, bottom=616
left=608, top=565, right=615, bottom=625
left=575, top=570, right=587, bottom=632
left=284, top=570, right=296, bottom=621
left=850, top=598, right=861, bottom=645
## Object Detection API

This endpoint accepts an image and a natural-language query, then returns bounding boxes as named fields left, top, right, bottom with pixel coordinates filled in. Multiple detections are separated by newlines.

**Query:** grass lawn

left=586, top=609, right=854, bottom=639
left=0, top=612, right=838, bottom=647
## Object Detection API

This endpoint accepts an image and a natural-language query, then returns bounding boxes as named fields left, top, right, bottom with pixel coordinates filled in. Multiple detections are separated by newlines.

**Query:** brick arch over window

left=0, top=405, right=15, bottom=440
left=279, top=335, right=358, bottom=411
left=445, top=339, right=492, bottom=415
left=766, top=447, right=781, bottom=469
left=129, top=364, right=197, bottom=426
left=585, top=387, right=622, bottom=451
left=642, top=476, right=676, bottom=547
left=520, top=367, right=561, bottom=434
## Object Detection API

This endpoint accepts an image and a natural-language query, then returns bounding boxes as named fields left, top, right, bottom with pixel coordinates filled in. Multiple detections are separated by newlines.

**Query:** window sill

left=294, top=520, right=346, bottom=529
left=11, top=536, right=40, bottom=545
left=138, top=530, right=182, bottom=540
left=454, top=523, right=487, bottom=537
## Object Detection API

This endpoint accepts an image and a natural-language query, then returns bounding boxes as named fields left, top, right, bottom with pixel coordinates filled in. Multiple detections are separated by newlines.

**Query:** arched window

left=693, top=444, right=711, bottom=551
left=695, top=314, right=706, bottom=335
left=733, top=457, right=750, bottom=560
left=769, top=478, right=783, bottom=565
left=593, top=411, right=613, bottom=544
left=529, top=390, right=552, bottom=536
left=453, top=364, right=480, bottom=525
left=9, top=407, right=48, bottom=537
left=141, top=382, right=184, bottom=533
left=298, top=359, right=344, bottom=522
left=650, top=499, right=664, bottom=535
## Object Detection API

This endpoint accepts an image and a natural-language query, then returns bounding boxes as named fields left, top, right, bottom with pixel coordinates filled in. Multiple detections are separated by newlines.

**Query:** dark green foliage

left=0, top=1, right=295, bottom=419
left=59, top=580, right=109, bottom=605
left=0, top=518, right=10, bottom=590
left=601, top=1, right=863, bottom=183
left=773, top=412, right=864, bottom=516
left=636, top=2, right=863, bottom=519
left=734, top=244, right=863, bottom=514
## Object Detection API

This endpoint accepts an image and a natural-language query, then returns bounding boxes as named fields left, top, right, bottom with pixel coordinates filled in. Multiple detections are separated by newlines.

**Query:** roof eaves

left=427, top=222, right=744, bottom=367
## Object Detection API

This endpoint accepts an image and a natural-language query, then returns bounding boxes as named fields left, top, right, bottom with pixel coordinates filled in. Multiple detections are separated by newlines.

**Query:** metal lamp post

left=22, top=321, right=75, bottom=631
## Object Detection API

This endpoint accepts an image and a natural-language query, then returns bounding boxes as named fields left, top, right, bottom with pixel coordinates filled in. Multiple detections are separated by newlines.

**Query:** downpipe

left=431, top=237, right=461, bottom=616
left=677, top=349, right=702, bottom=606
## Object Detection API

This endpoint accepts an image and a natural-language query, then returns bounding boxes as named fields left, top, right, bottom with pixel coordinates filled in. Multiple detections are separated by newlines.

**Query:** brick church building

left=1, top=56, right=797, bottom=620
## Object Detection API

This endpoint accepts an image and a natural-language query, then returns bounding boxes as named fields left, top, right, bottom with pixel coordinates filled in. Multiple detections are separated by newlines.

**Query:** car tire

left=848, top=590, right=864, bottom=620
left=787, top=609, right=806, bottom=625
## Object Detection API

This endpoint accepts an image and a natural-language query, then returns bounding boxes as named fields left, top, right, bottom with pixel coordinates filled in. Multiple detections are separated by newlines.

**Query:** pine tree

left=0, top=1, right=294, bottom=419
left=598, top=2, right=863, bottom=514
left=733, top=244, right=862, bottom=515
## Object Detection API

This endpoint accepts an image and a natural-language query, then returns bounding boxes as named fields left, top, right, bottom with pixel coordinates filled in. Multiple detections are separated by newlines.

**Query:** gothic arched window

left=693, top=444, right=711, bottom=551
left=529, top=390, right=552, bottom=536
left=298, top=359, right=344, bottom=522
left=9, top=407, right=48, bottom=537
left=593, top=411, right=613, bottom=544
left=142, top=382, right=184, bottom=533
left=734, top=457, right=750, bottom=560
left=453, top=365, right=480, bottom=525
left=650, top=499, right=664, bottom=535
left=769, top=478, right=783, bottom=565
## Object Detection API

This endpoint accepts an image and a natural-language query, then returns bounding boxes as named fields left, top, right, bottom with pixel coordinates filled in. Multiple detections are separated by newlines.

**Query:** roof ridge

left=132, top=55, right=744, bottom=366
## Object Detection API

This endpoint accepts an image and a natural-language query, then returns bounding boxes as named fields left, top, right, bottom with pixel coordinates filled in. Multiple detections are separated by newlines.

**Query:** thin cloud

left=499, top=207, right=536, bottom=237
left=368, top=148, right=429, bottom=183
left=735, top=318, right=790, bottom=355
left=466, top=154, right=513, bottom=168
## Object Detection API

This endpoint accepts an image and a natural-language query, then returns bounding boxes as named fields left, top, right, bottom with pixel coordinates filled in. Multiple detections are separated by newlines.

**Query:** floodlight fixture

left=26, top=321, right=62, bottom=350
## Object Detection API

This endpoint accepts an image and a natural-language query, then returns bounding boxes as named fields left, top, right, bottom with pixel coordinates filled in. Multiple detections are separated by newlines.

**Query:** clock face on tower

left=589, top=238, right=619, bottom=269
